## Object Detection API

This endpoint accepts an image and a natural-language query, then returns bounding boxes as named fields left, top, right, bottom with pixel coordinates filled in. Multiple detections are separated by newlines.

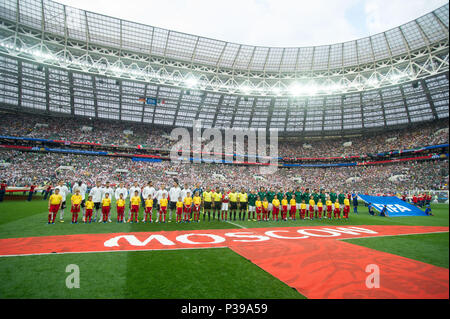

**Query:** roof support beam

left=398, top=85, right=412, bottom=124
left=140, top=83, right=148, bottom=122
left=211, top=94, right=224, bottom=128
left=91, top=75, right=98, bottom=118
left=266, top=97, right=275, bottom=130
left=230, top=95, right=241, bottom=128
left=378, top=90, right=387, bottom=128
left=44, top=65, right=49, bottom=113
left=68, top=71, right=74, bottom=115
left=150, top=85, right=160, bottom=124
left=17, top=59, right=22, bottom=109
left=172, top=88, right=184, bottom=126
left=420, top=79, right=438, bottom=120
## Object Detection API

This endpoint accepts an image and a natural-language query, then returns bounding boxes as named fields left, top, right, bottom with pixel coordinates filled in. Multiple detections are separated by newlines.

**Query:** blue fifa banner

left=146, top=98, right=157, bottom=105
left=358, top=195, right=427, bottom=217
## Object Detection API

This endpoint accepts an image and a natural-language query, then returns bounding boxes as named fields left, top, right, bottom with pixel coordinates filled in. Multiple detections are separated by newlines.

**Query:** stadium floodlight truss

left=0, top=0, right=448, bottom=134
left=0, top=0, right=448, bottom=97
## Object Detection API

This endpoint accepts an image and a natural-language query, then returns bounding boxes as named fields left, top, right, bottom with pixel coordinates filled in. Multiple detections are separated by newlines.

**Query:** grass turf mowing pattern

left=0, top=248, right=305, bottom=299
left=343, top=232, right=449, bottom=269
left=0, top=196, right=447, bottom=239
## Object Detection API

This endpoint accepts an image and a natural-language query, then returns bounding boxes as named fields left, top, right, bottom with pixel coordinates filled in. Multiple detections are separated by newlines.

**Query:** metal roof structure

left=0, top=0, right=448, bottom=135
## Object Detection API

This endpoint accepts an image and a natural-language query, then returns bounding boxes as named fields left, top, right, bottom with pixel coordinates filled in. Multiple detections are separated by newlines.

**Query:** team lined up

left=47, top=180, right=356, bottom=224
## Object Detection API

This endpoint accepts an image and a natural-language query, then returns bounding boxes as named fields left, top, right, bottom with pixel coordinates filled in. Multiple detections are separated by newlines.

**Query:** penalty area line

left=0, top=246, right=229, bottom=258
left=338, top=230, right=449, bottom=241
left=225, top=220, right=247, bottom=229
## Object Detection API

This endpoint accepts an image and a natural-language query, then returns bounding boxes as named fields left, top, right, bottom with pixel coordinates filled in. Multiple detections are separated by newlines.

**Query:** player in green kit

left=248, top=189, right=258, bottom=221
left=313, top=190, right=320, bottom=218
left=319, top=189, right=327, bottom=207
left=285, top=189, right=293, bottom=219
left=295, top=187, right=302, bottom=214
left=266, top=188, right=276, bottom=220
left=277, top=189, right=284, bottom=206
left=303, top=188, right=310, bottom=211
left=338, top=191, right=346, bottom=206
left=329, top=189, right=337, bottom=210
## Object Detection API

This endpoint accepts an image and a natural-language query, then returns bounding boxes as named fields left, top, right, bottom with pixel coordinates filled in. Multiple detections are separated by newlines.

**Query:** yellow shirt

left=309, top=199, right=315, bottom=206
left=145, top=199, right=153, bottom=208
left=281, top=199, right=288, bottom=206
left=102, top=197, right=111, bottom=207
left=229, top=192, right=238, bottom=202
left=272, top=199, right=280, bottom=207
left=203, top=191, right=212, bottom=202
left=117, top=199, right=126, bottom=207
left=49, top=194, right=62, bottom=205
left=255, top=200, right=262, bottom=208
left=290, top=198, right=296, bottom=206
left=176, top=201, right=183, bottom=208
left=238, top=193, right=248, bottom=202
left=160, top=198, right=168, bottom=207
left=85, top=200, right=94, bottom=210
left=335, top=202, right=340, bottom=209
left=131, top=196, right=141, bottom=206
left=213, top=192, right=222, bottom=201
left=318, top=201, right=323, bottom=207
left=344, top=198, right=350, bottom=206
left=326, top=200, right=332, bottom=207
left=71, top=194, right=83, bottom=205
left=300, top=203, right=307, bottom=210
left=193, top=196, right=201, bottom=205
left=184, top=196, right=192, bottom=206
left=262, top=201, right=269, bottom=209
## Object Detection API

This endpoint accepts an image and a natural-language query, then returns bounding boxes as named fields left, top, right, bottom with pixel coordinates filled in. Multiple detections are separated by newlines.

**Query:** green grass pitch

left=0, top=195, right=448, bottom=298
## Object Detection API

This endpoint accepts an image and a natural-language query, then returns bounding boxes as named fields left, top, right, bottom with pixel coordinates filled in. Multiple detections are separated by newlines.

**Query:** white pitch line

left=338, top=230, right=449, bottom=241
left=225, top=220, right=247, bottom=229
left=0, top=246, right=229, bottom=258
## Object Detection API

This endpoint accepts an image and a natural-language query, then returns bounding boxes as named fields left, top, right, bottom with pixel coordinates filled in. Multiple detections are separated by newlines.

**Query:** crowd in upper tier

left=0, top=150, right=448, bottom=193
left=0, top=113, right=448, bottom=158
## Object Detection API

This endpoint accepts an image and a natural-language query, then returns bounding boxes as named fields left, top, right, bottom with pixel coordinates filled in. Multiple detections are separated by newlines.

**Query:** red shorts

left=273, top=206, right=279, bottom=213
left=144, top=207, right=152, bottom=214
left=160, top=206, right=167, bottom=213
left=318, top=207, right=323, bottom=213
left=327, top=206, right=332, bottom=212
left=102, top=206, right=110, bottom=214
left=86, top=208, right=93, bottom=216
left=344, top=206, right=350, bottom=213
left=256, top=207, right=262, bottom=214
left=131, top=205, right=139, bottom=213
left=193, top=204, right=200, bottom=212
left=176, top=207, right=183, bottom=215
left=49, top=204, right=59, bottom=214
left=309, top=206, right=314, bottom=212
left=71, top=204, right=80, bottom=213
left=117, top=206, right=125, bottom=214
left=282, top=205, right=287, bottom=213
left=290, top=206, right=296, bottom=213
left=184, top=205, right=191, bottom=213
left=301, top=209, right=306, bottom=215
left=334, top=208, right=340, bottom=213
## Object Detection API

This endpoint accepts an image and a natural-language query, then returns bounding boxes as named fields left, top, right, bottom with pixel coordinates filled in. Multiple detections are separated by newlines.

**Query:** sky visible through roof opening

left=56, top=0, right=448, bottom=47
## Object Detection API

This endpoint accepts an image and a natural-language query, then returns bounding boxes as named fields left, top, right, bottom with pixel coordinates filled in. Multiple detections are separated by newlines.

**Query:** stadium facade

left=0, top=0, right=448, bottom=137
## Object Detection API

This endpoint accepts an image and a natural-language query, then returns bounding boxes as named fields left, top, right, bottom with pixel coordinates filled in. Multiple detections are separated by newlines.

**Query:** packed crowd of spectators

left=1, top=150, right=447, bottom=194
left=0, top=113, right=447, bottom=158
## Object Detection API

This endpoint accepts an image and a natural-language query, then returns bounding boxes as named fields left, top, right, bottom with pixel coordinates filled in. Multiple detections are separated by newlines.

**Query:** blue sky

left=56, top=0, right=448, bottom=46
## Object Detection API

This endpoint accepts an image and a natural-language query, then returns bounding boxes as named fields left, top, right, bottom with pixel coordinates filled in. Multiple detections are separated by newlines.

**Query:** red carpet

left=0, top=225, right=448, bottom=298
left=230, top=238, right=449, bottom=299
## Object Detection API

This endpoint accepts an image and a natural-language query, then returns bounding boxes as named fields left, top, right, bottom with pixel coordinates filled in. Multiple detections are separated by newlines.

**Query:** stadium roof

left=0, top=0, right=448, bottom=135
